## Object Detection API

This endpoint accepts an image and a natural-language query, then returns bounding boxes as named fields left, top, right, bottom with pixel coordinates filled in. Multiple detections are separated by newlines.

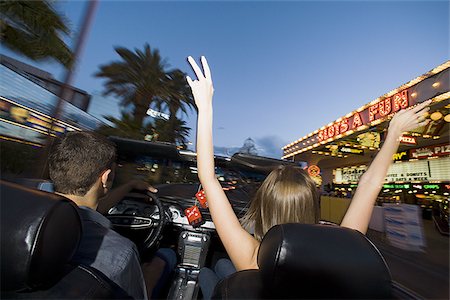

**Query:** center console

left=167, top=230, right=211, bottom=300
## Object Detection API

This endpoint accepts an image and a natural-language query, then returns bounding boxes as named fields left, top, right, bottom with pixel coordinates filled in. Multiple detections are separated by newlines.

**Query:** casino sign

left=282, top=61, right=450, bottom=160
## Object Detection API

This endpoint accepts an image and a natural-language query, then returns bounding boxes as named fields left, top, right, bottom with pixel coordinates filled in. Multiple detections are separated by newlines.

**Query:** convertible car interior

left=212, top=223, right=393, bottom=299
left=0, top=137, right=415, bottom=299
left=0, top=180, right=131, bottom=299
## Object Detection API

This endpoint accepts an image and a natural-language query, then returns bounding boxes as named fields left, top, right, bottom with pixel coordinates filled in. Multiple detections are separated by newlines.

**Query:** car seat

left=0, top=180, right=131, bottom=299
left=6, top=177, right=54, bottom=192
left=212, top=223, right=393, bottom=299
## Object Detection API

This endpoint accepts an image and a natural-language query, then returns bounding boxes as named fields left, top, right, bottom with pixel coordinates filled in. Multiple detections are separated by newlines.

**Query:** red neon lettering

left=318, top=130, right=324, bottom=142
left=340, top=118, right=349, bottom=132
left=400, top=136, right=416, bottom=144
left=379, top=98, right=392, bottom=117
left=392, top=90, right=408, bottom=112
left=369, top=104, right=378, bottom=122
left=352, top=112, right=363, bottom=129
left=323, top=128, right=329, bottom=140
left=328, top=125, right=334, bottom=138
left=333, top=123, right=341, bottom=136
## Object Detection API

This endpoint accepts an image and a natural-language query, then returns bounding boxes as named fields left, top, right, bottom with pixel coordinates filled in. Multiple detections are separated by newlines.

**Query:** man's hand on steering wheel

left=97, top=179, right=158, bottom=214
left=128, top=179, right=158, bottom=194
left=105, top=179, right=166, bottom=251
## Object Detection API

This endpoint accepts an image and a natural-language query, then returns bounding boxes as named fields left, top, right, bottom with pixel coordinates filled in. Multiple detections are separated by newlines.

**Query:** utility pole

left=38, top=0, right=99, bottom=178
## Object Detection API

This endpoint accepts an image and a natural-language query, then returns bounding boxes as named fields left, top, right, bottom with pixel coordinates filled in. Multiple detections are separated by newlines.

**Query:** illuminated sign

left=307, top=165, right=321, bottom=177
left=410, top=144, right=450, bottom=159
left=9, top=106, right=29, bottom=123
left=422, top=119, right=444, bottom=136
left=383, top=184, right=410, bottom=189
left=283, top=62, right=450, bottom=160
left=311, top=175, right=323, bottom=186
left=147, top=108, right=169, bottom=120
left=334, top=165, right=367, bottom=184
left=393, top=151, right=409, bottom=161
left=399, top=136, right=416, bottom=145
left=0, top=98, right=76, bottom=140
left=385, top=163, right=430, bottom=182
left=338, top=146, right=364, bottom=155
left=318, top=90, right=408, bottom=142
left=369, top=91, right=409, bottom=121
left=357, top=132, right=381, bottom=148
left=423, top=184, right=439, bottom=190
left=385, top=157, right=450, bottom=182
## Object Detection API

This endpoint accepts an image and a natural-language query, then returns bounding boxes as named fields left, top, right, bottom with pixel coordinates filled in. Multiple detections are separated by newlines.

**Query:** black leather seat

left=213, top=223, right=393, bottom=299
left=0, top=180, right=131, bottom=299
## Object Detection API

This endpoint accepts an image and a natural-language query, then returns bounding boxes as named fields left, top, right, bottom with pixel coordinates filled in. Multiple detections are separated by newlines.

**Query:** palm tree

left=153, top=69, right=195, bottom=144
left=154, top=117, right=191, bottom=147
left=0, top=0, right=73, bottom=68
left=96, top=112, right=154, bottom=140
left=95, top=44, right=169, bottom=128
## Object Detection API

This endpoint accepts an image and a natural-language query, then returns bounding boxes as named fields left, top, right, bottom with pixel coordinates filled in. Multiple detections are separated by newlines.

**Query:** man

left=48, top=131, right=173, bottom=299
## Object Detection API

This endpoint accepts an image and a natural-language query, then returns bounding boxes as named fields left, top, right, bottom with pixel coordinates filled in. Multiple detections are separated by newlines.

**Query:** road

left=367, top=220, right=449, bottom=300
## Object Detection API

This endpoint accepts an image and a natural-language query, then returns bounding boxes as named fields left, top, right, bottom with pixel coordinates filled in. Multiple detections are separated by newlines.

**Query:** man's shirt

left=71, top=206, right=148, bottom=300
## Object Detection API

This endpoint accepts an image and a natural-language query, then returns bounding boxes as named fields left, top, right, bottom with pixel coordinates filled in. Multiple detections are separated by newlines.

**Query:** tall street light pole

left=38, top=0, right=99, bottom=178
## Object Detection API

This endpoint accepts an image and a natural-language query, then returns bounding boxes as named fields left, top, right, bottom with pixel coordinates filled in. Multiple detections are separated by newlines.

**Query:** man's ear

left=101, top=169, right=112, bottom=187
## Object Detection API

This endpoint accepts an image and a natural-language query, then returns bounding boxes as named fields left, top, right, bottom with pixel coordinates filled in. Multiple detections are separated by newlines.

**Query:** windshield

left=113, top=153, right=267, bottom=188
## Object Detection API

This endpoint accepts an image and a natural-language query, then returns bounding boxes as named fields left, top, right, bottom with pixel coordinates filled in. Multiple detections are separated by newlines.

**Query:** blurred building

left=0, top=55, right=105, bottom=146
left=283, top=61, right=449, bottom=229
left=87, top=93, right=123, bottom=127
left=1, top=54, right=91, bottom=111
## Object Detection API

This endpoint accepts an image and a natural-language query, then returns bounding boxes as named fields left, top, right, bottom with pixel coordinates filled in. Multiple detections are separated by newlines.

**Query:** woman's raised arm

left=187, top=56, right=260, bottom=270
left=341, top=100, right=432, bottom=233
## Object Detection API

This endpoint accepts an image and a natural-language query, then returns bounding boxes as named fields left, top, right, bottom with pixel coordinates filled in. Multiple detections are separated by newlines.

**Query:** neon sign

left=307, top=165, right=321, bottom=177
left=423, top=184, right=439, bottom=190
left=338, top=146, right=364, bottom=155
left=369, top=91, right=409, bottom=121
left=383, top=184, right=410, bottom=189
left=318, top=90, right=408, bottom=142
left=410, top=144, right=450, bottom=159
left=334, top=165, right=367, bottom=184
left=393, top=151, right=408, bottom=161
left=400, top=136, right=416, bottom=145
left=0, top=98, right=70, bottom=136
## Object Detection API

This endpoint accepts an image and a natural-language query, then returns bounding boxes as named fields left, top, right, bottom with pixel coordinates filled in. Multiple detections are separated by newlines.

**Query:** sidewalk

left=367, top=220, right=449, bottom=300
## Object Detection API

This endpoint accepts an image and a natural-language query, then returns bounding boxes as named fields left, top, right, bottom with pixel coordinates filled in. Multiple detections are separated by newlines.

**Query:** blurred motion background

left=0, top=1, right=448, bottom=298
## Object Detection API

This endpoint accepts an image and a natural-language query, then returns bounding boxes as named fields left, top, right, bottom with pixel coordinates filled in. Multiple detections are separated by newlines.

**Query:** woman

left=187, top=55, right=430, bottom=276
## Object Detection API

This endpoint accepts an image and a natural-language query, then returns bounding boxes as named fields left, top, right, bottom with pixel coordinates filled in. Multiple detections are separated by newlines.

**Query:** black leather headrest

left=212, top=270, right=263, bottom=299
left=257, top=223, right=392, bottom=299
left=0, top=180, right=81, bottom=291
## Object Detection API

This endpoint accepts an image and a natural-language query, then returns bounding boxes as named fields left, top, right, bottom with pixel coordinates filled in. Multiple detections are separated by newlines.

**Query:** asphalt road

left=367, top=220, right=449, bottom=300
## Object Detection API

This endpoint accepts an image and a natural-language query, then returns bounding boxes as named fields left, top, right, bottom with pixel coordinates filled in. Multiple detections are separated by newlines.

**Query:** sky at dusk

left=1, top=0, right=448, bottom=158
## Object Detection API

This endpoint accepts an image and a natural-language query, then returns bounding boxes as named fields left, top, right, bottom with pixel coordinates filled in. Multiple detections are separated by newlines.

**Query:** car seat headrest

left=0, top=180, right=81, bottom=292
left=257, top=223, right=392, bottom=299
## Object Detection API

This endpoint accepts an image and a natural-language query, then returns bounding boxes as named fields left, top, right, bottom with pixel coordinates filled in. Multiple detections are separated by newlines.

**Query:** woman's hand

left=188, top=55, right=260, bottom=270
left=186, top=56, right=214, bottom=110
left=342, top=99, right=433, bottom=234
left=388, top=100, right=432, bottom=137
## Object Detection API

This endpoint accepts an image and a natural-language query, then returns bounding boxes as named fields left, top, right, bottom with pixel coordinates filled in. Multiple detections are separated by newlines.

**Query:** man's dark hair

left=48, top=131, right=116, bottom=196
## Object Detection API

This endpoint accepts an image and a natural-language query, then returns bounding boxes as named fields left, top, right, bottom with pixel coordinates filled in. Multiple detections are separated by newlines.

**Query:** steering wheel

left=106, top=192, right=166, bottom=250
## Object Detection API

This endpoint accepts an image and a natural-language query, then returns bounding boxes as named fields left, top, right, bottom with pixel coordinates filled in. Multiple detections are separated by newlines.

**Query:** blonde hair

left=241, top=165, right=319, bottom=241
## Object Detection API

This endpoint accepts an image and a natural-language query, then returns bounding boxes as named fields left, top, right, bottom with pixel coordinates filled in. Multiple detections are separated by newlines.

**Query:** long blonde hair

left=241, top=165, right=319, bottom=241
